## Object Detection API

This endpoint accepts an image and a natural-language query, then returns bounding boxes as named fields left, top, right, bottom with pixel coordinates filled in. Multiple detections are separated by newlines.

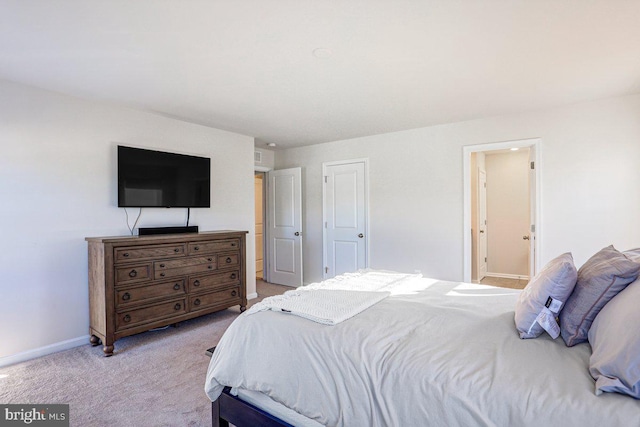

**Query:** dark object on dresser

left=86, top=230, right=247, bottom=356
left=138, top=225, right=199, bottom=235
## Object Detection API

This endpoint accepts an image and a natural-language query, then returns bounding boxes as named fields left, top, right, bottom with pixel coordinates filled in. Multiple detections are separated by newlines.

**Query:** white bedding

left=205, top=276, right=640, bottom=426
left=246, top=289, right=390, bottom=325
left=244, top=270, right=413, bottom=325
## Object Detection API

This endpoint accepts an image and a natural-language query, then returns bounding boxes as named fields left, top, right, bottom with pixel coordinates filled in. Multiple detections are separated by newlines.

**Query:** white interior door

left=267, top=168, right=302, bottom=287
left=323, top=160, right=368, bottom=279
left=478, top=169, right=488, bottom=280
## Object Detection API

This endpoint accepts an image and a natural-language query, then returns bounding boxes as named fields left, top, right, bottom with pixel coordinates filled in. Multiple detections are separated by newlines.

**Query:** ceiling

left=1, top=1, right=639, bottom=150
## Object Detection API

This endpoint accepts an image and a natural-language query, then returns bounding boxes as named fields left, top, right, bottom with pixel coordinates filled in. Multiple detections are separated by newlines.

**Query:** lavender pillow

left=560, top=245, right=640, bottom=347
left=589, top=278, right=640, bottom=398
left=514, top=253, right=577, bottom=339
left=624, top=247, right=640, bottom=261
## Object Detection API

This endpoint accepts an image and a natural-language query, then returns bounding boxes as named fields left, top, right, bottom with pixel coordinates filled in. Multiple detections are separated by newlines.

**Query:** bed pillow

left=588, top=277, right=640, bottom=398
left=514, top=252, right=577, bottom=339
left=624, top=247, right=640, bottom=261
left=560, top=245, right=640, bottom=347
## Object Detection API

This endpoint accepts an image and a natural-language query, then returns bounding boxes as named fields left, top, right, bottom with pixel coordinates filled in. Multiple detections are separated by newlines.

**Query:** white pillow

left=514, top=253, right=578, bottom=339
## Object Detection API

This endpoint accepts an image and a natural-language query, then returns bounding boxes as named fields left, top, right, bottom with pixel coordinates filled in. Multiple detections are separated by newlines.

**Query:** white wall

left=276, top=93, right=640, bottom=284
left=485, top=150, right=530, bottom=277
left=254, top=147, right=275, bottom=170
left=0, top=80, right=256, bottom=363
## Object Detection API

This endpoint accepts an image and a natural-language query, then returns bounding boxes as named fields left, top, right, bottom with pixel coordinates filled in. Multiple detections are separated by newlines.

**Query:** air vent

left=254, top=151, right=262, bottom=163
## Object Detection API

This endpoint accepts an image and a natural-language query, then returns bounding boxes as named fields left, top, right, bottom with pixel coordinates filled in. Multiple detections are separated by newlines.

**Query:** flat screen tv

left=118, top=145, right=211, bottom=208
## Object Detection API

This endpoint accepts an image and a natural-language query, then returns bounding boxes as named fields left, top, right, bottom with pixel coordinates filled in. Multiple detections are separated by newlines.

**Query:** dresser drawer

left=190, top=270, right=240, bottom=292
left=190, top=287, right=241, bottom=312
left=188, top=239, right=240, bottom=255
left=115, top=263, right=152, bottom=285
left=114, top=244, right=186, bottom=263
left=115, top=279, right=186, bottom=307
left=154, top=256, right=216, bottom=279
left=116, top=299, right=187, bottom=331
left=217, top=253, right=239, bottom=268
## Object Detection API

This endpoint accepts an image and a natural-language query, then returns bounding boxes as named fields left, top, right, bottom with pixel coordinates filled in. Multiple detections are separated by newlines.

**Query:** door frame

left=254, top=171, right=266, bottom=282
left=462, top=138, right=541, bottom=283
left=322, top=158, right=370, bottom=279
left=477, top=167, right=487, bottom=281
left=255, top=166, right=271, bottom=287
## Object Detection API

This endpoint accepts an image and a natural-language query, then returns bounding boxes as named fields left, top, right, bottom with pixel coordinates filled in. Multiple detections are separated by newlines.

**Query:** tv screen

left=118, top=146, right=211, bottom=208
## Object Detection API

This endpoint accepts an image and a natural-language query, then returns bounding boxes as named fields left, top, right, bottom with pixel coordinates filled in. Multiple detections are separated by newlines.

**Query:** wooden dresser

left=86, top=230, right=247, bottom=356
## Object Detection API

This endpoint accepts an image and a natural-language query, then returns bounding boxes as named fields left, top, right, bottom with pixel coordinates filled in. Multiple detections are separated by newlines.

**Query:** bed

left=204, top=269, right=640, bottom=427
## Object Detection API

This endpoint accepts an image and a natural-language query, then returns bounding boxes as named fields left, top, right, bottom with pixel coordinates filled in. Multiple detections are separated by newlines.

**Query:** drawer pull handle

left=123, top=314, right=131, bottom=323
left=231, top=243, right=236, bottom=247
left=194, top=299, right=201, bottom=306
left=122, top=292, right=131, bottom=301
left=160, top=263, right=165, bottom=268
left=194, top=246, right=199, bottom=251
left=173, top=283, right=181, bottom=291
left=160, top=273, right=166, bottom=277
left=225, top=257, right=232, bottom=264
left=208, top=265, right=213, bottom=269
left=193, top=280, right=200, bottom=287
left=128, top=269, right=137, bottom=278
left=230, top=273, right=237, bottom=279
left=208, top=257, right=213, bottom=262
left=123, top=252, right=130, bottom=258
left=231, top=290, right=237, bottom=297
left=174, top=303, right=182, bottom=311
left=174, top=248, right=180, bottom=252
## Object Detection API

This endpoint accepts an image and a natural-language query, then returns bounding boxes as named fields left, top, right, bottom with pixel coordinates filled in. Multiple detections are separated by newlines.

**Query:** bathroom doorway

left=463, top=139, right=540, bottom=285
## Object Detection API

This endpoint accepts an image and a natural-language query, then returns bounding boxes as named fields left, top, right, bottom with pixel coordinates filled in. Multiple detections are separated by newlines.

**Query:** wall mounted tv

left=118, top=145, right=211, bottom=208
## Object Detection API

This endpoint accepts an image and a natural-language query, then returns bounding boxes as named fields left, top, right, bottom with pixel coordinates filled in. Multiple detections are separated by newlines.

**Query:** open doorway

left=255, top=172, right=265, bottom=280
left=463, top=139, right=541, bottom=285
left=471, top=149, right=530, bottom=288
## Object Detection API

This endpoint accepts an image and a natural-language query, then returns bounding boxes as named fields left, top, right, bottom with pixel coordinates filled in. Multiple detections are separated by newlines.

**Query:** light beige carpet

left=0, top=281, right=289, bottom=427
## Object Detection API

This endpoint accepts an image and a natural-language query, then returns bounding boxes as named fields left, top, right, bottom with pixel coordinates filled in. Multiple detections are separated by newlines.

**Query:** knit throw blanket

left=246, top=270, right=421, bottom=325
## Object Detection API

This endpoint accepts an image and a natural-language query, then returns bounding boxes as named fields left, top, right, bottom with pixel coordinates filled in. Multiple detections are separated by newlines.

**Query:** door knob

left=358, top=233, right=364, bottom=238
left=479, top=230, right=485, bottom=234
left=523, top=235, right=530, bottom=240
left=294, top=231, right=301, bottom=236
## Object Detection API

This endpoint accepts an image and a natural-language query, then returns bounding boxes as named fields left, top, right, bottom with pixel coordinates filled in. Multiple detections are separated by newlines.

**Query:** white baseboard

left=247, top=292, right=258, bottom=300
left=0, top=335, right=89, bottom=368
left=485, top=272, right=530, bottom=281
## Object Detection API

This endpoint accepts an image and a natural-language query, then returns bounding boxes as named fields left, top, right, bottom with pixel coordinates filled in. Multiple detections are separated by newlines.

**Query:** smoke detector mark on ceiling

left=312, top=48, right=333, bottom=58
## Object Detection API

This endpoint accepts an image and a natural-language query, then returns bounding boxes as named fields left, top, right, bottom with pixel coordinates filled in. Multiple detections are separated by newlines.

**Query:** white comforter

left=205, top=277, right=640, bottom=426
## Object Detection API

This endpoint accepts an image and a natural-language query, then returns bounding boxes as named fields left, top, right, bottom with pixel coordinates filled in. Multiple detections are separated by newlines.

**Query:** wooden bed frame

left=212, top=387, right=293, bottom=427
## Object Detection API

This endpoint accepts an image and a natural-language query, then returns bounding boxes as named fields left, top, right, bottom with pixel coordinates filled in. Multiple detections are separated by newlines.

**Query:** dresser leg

left=103, top=345, right=114, bottom=357
left=89, top=335, right=101, bottom=347
left=240, top=305, right=246, bottom=313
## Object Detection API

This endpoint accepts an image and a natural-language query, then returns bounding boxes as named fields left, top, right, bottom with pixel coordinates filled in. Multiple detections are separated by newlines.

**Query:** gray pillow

left=560, top=245, right=640, bottom=347
left=624, top=247, right=640, bottom=261
left=589, top=277, right=640, bottom=398
left=514, top=252, right=577, bottom=339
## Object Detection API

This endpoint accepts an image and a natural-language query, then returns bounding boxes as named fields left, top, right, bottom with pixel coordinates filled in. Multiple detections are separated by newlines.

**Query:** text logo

left=0, top=405, right=69, bottom=427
